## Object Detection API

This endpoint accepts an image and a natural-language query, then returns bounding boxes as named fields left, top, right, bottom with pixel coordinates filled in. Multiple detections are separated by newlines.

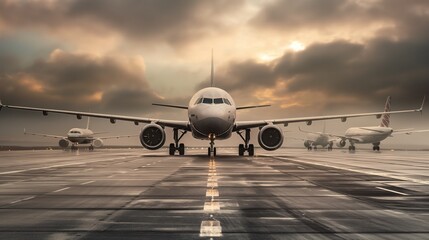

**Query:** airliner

left=0, top=56, right=425, bottom=156
left=298, top=124, right=338, bottom=151
left=325, top=96, right=429, bottom=151
left=24, top=118, right=135, bottom=150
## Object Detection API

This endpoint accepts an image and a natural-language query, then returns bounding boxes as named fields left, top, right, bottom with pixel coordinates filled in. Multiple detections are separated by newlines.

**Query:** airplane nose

left=193, top=108, right=231, bottom=135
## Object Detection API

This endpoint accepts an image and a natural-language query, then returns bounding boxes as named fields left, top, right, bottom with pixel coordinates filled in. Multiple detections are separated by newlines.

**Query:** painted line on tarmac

left=376, top=187, right=408, bottom=196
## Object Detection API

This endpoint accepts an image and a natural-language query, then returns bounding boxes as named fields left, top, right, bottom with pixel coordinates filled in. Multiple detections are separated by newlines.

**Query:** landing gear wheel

left=308, top=146, right=312, bottom=150
left=248, top=144, right=254, bottom=156
left=314, top=146, right=317, bottom=150
left=169, top=143, right=175, bottom=156
left=328, top=146, right=332, bottom=151
left=239, top=144, right=245, bottom=156
left=89, top=145, right=94, bottom=151
left=349, top=146, right=356, bottom=152
left=208, top=147, right=211, bottom=156
left=237, top=129, right=254, bottom=156
left=213, top=147, right=217, bottom=157
left=71, top=145, right=77, bottom=151
left=179, top=143, right=185, bottom=155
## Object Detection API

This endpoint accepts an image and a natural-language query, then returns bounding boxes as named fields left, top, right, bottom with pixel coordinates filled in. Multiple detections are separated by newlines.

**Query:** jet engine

left=258, top=125, right=284, bottom=151
left=140, top=124, right=166, bottom=150
left=58, top=138, right=69, bottom=148
left=304, top=140, right=311, bottom=148
left=335, top=138, right=346, bottom=148
left=93, top=138, right=104, bottom=148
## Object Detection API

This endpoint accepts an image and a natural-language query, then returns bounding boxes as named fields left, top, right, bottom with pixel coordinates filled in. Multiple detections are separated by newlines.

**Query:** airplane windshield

left=223, top=98, right=231, bottom=105
left=202, top=98, right=213, bottom=104
left=214, top=98, right=223, bottom=104
left=195, top=98, right=203, bottom=105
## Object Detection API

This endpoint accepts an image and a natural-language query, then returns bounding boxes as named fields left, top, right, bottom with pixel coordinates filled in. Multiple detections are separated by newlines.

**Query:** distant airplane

left=298, top=123, right=339, bottom=151
left=23, top=118, right=136, bottom=150
left=0, top=54, right=425, bottom=156
left=326, top=96, right=429, bottom=151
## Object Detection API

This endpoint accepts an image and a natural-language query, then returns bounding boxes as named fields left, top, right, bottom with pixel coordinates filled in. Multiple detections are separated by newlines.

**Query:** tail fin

left=380, top=96, right=391, bottom=127
left=210, top=49, right=214, bottom=87
left=86, top=117, right=91, bottom=129
left=322, top=121, right=326, bottom=133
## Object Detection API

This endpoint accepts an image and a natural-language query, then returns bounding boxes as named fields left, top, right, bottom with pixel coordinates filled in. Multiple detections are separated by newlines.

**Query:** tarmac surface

left=0, top=148, right=428, bottom=239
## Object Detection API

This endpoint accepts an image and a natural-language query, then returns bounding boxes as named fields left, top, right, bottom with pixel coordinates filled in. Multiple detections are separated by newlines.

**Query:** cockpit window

left=195, top=98, right=203, bottom=105
left=214, top=98, right=223, bottom=104
left=223, top=98, right=231, bottom=105
left=202, top=98, right=213, bottom=104
left=70, top=131, right=81, bottom=134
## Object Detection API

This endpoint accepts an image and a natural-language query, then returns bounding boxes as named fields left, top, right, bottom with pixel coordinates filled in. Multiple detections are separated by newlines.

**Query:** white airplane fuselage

left=188, top=87, right=236, bottom=140
left=345, top=127, right=393, bottom=144
left=67, top=128, right=94, bottom=144
left=306, top=133, right=331, bottom=147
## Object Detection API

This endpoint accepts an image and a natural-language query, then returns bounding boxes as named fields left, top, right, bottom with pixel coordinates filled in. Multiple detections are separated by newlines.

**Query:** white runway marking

left=53, top=187, right=70, bottom=193
left=200, top=157, right=223, bottom=237
left=376, top=187, right=408, bottom=196
left=275, top=156, right=429, bottom=185
left=10, top=196, right=35, bottom=204
left=0, top=156, right=129, bottom=175
left=80, top=181, right=95, bottom=185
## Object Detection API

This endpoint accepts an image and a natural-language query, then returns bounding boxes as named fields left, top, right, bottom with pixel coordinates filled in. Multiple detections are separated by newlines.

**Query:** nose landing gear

left=208, top=133, right=216, bottom=157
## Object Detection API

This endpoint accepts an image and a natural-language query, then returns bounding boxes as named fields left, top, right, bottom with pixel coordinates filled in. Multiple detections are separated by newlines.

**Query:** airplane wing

left=1, top=104, right=190, bottom=131
left=97, top=134, right=139, bottom=140
left=234, top=96, right=425, bottom=131
left=23, top=129, right=65, bottom=139
left=391, top=129, right=429, bottom=136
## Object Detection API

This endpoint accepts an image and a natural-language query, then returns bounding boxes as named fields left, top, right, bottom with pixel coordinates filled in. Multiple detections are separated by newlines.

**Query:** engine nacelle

left=140, top=124, right=166, bottom=150
left=93, top=138, right=104, bottom=148
left=258, top=125, right=284, bottom=151
left=58, top=138, right=69, bottom=148
left=335, top=139, right=346, bottom=148
left=304, top=140, right=311, bottom=148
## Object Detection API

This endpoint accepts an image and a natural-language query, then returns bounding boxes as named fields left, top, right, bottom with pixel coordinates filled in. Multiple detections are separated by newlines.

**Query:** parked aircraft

left=327, top=96, right=429, bottom=151
left=0, top=55, right=425, bottom=156
left=23, top=118, right=135, bottom=150
left=298, top=123, right=338, bottom=151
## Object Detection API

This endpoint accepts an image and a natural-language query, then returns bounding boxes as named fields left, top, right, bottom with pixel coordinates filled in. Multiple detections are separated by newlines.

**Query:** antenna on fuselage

left=210, top=49, right=214, bottom=87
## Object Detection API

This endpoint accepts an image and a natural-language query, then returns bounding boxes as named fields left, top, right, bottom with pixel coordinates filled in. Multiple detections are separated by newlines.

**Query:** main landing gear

left=348, top=145, right=356, bottom=152
left=208, top=133, right=216, bottom=157
left=372, top=142, right=380, bottom=151
left=71, top=144, right=78, bottom=151
left=237, top=129, right=254, bottom=156
left=89, top=145, right=94, bottom=151
left=169, top=128, right=187, bottom=156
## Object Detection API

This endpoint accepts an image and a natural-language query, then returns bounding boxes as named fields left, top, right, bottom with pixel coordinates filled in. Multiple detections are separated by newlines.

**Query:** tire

left=248, top=144, right=254, bottom=156
left=213, top=147, right=217, bottom=157
left=208, top=147, right=211, bottom=156
left=169, top=143, right=175, bottom=156
left=179, top=143, right=185, bottom=155
left=239, top=144, right=244, bottom=156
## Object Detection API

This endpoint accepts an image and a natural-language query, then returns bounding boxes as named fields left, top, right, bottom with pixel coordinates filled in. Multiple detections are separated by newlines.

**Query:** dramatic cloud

left=0, top=0, right=244, bottom=46
left=0, top=49, right=162, bottom=113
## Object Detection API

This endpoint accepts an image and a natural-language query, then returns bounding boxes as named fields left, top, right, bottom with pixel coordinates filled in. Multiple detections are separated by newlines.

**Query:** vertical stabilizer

left=380, top=96, right=391, bottom=127
left=322, top=121, right=326, bottom=133
left=210, top=49, right=214, bottom=87
left=86, top=117, right=91, bottom=129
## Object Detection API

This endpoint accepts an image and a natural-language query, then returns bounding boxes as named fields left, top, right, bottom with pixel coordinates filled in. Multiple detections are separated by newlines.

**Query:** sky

left=0, top=0, right=428, bottom=148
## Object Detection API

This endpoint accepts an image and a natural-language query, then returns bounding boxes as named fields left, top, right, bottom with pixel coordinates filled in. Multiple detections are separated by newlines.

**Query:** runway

left=0, top=148, right=428, bottom=239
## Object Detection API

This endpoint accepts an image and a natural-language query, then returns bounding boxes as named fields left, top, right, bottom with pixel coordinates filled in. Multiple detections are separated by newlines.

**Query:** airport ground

left=0, top=148, right=428, bottom=239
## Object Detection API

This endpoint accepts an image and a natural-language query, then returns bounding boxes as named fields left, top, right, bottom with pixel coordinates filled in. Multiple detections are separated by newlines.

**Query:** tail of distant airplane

left=380, top=96, right=391, bottom=127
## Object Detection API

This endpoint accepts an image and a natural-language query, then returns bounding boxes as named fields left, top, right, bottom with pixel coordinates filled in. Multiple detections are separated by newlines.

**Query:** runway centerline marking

left=376, top=187, right=408, bottom=196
